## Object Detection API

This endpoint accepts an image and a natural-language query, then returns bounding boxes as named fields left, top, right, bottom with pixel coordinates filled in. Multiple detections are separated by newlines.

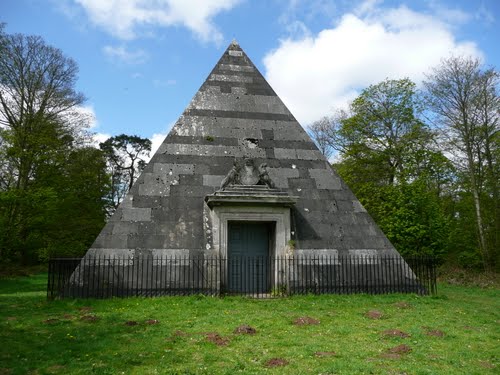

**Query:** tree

left=327, top=79, right=453, bottom=258
left=424, top=56, right=499, bottom=270
left=341, top=78, right=433, bottom=185
left=100, top=134, right=151, bottom=213
left=0, top=27, right=104, bottom=263
left=0, top=27, right=86, bottom=190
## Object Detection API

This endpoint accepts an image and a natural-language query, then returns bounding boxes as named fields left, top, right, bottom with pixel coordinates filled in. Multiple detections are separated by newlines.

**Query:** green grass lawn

left=0, top=274, right=498, bottom=374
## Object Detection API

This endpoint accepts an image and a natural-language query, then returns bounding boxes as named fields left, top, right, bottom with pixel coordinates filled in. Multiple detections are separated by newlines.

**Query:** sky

left=1, top=0, right=499, bottom=154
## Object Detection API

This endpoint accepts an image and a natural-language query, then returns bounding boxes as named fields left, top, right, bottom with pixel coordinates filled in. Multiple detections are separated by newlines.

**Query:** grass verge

left=0, top=274, right=498, bottom=374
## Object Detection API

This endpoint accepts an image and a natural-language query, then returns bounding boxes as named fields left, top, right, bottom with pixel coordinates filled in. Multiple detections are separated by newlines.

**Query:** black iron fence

left=47, top=255, right=437, bottom=299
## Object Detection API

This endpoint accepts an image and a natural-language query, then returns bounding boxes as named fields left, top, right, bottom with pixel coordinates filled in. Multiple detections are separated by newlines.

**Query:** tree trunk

left=466, top=150, right=489, bottom=271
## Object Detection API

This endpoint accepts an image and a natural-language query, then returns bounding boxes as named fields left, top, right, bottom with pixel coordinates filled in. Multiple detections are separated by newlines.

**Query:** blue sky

left=1, top=0, right=499, bottom=152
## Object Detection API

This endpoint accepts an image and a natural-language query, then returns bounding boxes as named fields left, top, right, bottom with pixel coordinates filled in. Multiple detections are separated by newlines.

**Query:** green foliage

left=374, top=182, right=449, bottom=258
left=0, top=147, right=109, bottom=262
left=339, top=78, right=431, bottom=185
left=0, top=274, right=499, bottom=374
left=334, top=78, right=452, bottom=258
left=0, top=28, right=109, bottom=263
left=457, top=251, right=484, bottom=270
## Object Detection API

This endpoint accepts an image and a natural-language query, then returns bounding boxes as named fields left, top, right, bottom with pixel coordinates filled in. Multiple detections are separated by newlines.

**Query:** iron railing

left=47, top=255, right=437, bottom=299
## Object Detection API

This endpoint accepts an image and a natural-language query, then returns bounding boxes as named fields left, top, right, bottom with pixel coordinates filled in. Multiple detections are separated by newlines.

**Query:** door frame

left=210, top=205, right=292, bottom=291
left=211, top=206, right=291, bottom=259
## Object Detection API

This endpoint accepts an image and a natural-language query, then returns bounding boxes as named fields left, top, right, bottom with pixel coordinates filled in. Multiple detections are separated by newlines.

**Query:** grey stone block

left=112, top=222, right=139, bottom=235
left=153, top=163, right=194, bottom=175
left=209, top=74, right=253, bottom=83
left=121, top=207, right=152, bottom=221
left=93, top=234, right=129, bottom=249
left=267, top=167, right=299, bottom=188
left=203, top=175, right=225, bottom=187
left=308, top=168, right=342, bottom=189
left=218, top=63, right=254, bottom=72
left=296, top=149, right=323, bottom=160
left=274, top=148, right=297, bottom=159
left=128, top=234, right=166, bottom=249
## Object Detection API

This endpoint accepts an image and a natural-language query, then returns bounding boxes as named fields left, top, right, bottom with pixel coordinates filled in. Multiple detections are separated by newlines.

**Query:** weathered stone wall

left=87, top=41, right=396, bottom=260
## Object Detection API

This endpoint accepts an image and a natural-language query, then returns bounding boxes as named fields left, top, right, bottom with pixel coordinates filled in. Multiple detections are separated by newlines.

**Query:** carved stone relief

left=220, top=158, right=276, bottom=190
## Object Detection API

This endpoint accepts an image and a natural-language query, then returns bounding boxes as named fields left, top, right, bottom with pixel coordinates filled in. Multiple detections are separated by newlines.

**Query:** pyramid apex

left=230, top=38, right=239, bottom=47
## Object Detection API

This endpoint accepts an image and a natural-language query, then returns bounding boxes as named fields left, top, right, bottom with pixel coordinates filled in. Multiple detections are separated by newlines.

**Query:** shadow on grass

left=1, top=279, right=161, bottom=374
left=0, top=273, right=48, bottom=295
left=1, top=311, right=154, bottom=374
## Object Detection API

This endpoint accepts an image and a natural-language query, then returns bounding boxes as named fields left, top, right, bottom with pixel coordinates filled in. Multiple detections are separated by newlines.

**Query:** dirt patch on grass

left=125, top=320, right=138, bottom=326
left=78, top=306, right=92, bottom=312
left=382, top=329, right=410, bottom=338
left=380, top=353, right=402, bottom=360
left=365, top=310, right=383, bottom=319
left=205, top=332, right=229, bottom=346
left=172, top=330, right=187, bottom=336
left=463, top=325, right=479, bottom=331
left=62, top=314, right=75, bottom=320
left=478, top=360, right=495, bottom=369
left=6, top=317, right=16, bottom=321
left=315, top=351, right=336, bottom=357
left=422, top=327, right=445, bottom=337
left=265, top=358, right=289, bottom=367
left=388, top=344, right=412, bottom=354
left=46, top=365, right=66, bottom=374
left=394, top=302, right=412, bottom=309
left=234, top=324, right=256, bottom=334
left=0, top=368, right=12, bottom=375
left=293, top=316, right=320, bottom=325
left=43, top=318, right=59, bottom=324
left=80, top=315, right=99, bottom=322
left=146, top=319, right=159, bottom=325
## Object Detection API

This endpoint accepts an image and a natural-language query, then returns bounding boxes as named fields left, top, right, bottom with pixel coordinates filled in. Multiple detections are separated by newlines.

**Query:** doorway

left=227, top=221, right=273, bottom=293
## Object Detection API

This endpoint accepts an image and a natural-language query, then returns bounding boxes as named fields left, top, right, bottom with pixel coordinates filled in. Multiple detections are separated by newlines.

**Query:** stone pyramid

left=74, top=41, right=417, bottom=295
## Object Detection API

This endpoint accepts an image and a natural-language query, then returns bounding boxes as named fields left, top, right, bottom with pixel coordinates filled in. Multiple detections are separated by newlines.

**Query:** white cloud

left=74, top=0, right=241, bottom=44
left=74, top=105, right=111, bottom=146
left=150, top=132, right=168, bottom=155
left=74, top=105, right=98, bottom=129
left=148, top=121, right=175, bottom=159
left=102, top=45, right=149, bottom=65
left=93, top=131, right=111, bottom=145
left=264, top=3, right=483, bottom=125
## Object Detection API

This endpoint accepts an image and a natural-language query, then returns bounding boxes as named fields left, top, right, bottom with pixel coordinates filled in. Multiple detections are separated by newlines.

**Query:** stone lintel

left=206, top=195, right=298, bottom=208
left=205, top=186, right=298, bottom=208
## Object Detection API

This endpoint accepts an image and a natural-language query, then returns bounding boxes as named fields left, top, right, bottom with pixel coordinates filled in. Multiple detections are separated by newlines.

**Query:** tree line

left=0, top=26, right=150, bottom=264
left=310, top=59, right=499, bottom=271
left=1, top=27, right=498, bottom=271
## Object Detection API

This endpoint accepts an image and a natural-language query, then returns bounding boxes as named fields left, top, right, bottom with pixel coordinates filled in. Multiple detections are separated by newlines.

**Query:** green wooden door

left=228, top=222, right=270, bottom=293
